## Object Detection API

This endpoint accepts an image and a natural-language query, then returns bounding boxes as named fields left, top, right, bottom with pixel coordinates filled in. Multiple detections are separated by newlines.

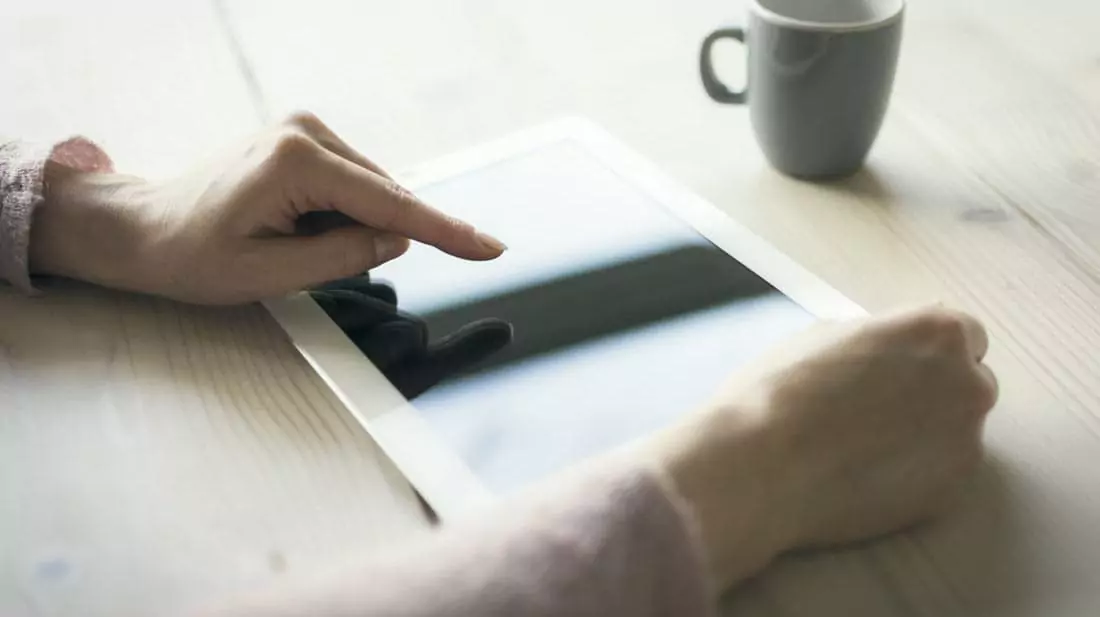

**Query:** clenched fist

left=652, top=306, right=998, bottom=589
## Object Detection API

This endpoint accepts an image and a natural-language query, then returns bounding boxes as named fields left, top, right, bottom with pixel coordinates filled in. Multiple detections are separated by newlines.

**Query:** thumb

left=248, top=227, right=410, bottom=296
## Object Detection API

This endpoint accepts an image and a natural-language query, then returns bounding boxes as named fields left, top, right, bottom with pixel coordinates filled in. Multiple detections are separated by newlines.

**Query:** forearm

left=651, top=402, right=795, bottom=589
left=196, top=459, right=717, bottom=617
left=30, top=163, right=158, bottom=292
left=0, top=136, right=117, bottom=291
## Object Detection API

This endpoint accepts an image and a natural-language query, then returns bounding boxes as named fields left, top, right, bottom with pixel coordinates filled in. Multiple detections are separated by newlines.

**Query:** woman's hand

left=31, top=112, right=505, bottom=304
left=650, top=306, right=998, bottom=590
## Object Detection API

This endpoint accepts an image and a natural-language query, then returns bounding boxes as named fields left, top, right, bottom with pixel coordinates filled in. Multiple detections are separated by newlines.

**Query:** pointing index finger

left=310, top=149, right=506, bottom=260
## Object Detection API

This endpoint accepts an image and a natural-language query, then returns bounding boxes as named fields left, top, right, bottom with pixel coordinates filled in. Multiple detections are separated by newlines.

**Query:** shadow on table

left=799, top=164, right=1019, bottom=226
left=807, top=166, right=894, bottom=203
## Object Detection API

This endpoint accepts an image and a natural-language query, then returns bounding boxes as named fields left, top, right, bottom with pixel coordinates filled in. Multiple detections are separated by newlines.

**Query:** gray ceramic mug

left=700, top=0, right=905, bottom=178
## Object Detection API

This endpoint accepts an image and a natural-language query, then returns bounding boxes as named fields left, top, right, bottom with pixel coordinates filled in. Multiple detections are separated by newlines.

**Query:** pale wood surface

left=0, top=0, right=261, bottom=177
left=0, top=4, right=428, bottom=617
left=0, top=285, right=427, bottom=617
left=3, top=0, right=1100, bottom=615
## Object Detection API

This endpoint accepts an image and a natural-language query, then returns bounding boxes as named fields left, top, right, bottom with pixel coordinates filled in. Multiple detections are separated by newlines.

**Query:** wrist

left=650, top=399, right=799, bottom=590
left=31, top=162, right=157, bottom=292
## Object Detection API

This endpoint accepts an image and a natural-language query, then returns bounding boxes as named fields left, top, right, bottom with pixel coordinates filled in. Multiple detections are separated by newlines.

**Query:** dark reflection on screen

left=373, top=140, right=815, bottom=492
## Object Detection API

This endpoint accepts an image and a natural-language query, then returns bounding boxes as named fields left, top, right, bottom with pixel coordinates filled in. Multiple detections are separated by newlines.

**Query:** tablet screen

left=373, top=140, right=815, bottom=493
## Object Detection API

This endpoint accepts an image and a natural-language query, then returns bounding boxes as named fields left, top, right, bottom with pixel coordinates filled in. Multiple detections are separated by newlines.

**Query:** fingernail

left=374, top=236, right=406, bottom=262
left=476, top=231, right=508, bottom=253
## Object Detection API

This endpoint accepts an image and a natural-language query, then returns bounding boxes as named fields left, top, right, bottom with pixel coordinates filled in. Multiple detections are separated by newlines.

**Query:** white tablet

left=266, top=118, right=865, bottom=519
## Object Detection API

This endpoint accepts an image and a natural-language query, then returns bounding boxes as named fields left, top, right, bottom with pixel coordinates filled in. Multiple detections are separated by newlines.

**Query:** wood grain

left=0, top=284, right=427, bottom=617
left=4, top=0, right=1100, bottom=615
left=0, top=0, right=260, bottom=177
left=712, top=115, right=1100, bottom=615
left=221, top=0, right=1100, bottom=614
left=0, top=4, right=428, bottom=617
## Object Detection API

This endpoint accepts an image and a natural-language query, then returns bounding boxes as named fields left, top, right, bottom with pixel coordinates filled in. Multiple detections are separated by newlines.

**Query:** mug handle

left=699, top=28, right=747, bottom=104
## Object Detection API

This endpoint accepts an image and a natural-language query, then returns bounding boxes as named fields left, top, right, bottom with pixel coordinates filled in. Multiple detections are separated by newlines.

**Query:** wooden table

left=2, top=1, right=1098, bottom=615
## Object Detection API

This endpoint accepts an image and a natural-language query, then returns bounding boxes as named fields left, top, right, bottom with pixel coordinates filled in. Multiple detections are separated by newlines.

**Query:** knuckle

left=385, top=182, right=436, bottom=222
left=283, top=110, right=325, bottom=133
left=443, top=213, right=475, bottom=236
left=379, top=181, right=468, bottom=246
left=431, top=213, right=474, bottom=247
left=974, top=370, right=999, bottom=412
left=913, top=307, right=970, bottom=353
left=374, top=181, right=418, bottom=229
left=386, top=181, right=422, bottom=209
left=271, top=130, right=317, bottom=165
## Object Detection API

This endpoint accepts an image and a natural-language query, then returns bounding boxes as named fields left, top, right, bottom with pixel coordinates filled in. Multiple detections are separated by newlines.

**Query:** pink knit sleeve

left=0, top=136, right=113, bottom=291
left=200, top=462, right=716, bottom=617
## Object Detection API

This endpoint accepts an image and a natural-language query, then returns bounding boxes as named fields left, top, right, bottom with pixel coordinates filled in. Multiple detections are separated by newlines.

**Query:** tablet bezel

left=264, top=117, right=867, bottom=519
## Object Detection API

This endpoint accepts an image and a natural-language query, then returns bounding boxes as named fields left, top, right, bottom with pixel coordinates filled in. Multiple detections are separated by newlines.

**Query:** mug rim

left=750, top=0, right=905, bottom=32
